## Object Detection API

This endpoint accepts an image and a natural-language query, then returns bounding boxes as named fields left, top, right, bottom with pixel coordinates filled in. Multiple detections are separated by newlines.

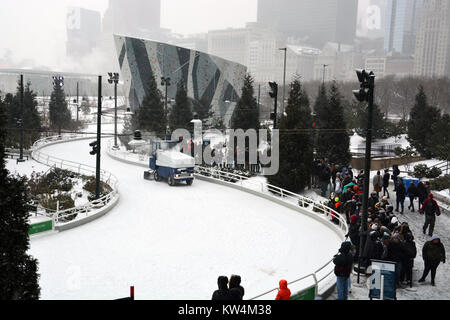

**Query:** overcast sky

left=0, top=0, right=257, bottom=68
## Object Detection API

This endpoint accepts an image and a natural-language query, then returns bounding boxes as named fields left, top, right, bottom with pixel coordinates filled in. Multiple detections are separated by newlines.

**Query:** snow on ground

left=327, top=178, right=450, bottom=300
left=26, top=137, right=342, bottom=300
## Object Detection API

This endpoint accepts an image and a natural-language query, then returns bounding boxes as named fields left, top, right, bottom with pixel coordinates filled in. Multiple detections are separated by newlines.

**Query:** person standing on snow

left=212, top=276, right=231, bottom=300
left=228, top=275, right=245, bottom=300
left=395, top=179, right=406, bottom=214
left=418, top=235, right=446, bottom=286
left=373, top=171, right=382, bottom=197
left=333, top=242, right=354, bottom=300
left=400, top=232, right=417, bottom=286
left=419, top=193, right=441, bottom=237
left=382, top=169, right=390, bottom=199
left=407, top=182, right=418, bottom=212
left=275, top=280, right=291, bottom=300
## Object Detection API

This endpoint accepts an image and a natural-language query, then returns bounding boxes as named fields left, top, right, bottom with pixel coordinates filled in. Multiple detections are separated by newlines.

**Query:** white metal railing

left=31, top=134, right=119, bottom=225
left=194, top=166, right=348, bottom=299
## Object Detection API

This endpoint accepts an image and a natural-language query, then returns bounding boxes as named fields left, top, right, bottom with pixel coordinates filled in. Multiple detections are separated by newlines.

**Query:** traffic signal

left=52, top=76, right=64, bottom=88
left=134, top=130, right=142, bottom=141
left=353, top=69, right=374, bottom=102
left=89, top=141, right=98, bottom=155
left=269, top=81, right=278, bottom=98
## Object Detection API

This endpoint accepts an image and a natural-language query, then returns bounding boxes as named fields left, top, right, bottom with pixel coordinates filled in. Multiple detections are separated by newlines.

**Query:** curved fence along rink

left=31, top=134, right=119, bottom=231
left=106, top=142, right=349, bottom=299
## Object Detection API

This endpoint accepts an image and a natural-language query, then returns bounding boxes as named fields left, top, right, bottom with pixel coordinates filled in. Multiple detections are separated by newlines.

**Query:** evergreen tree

left=268, top=78, right=313, bottom=193
left=134, top=74, right=167, bottom=138
left=231, top=74, right=259, bottom=130
left=4, top=81, right=41, bottom=149
left=0, top=96, right=41, bottom=300
left=49, top=84, right=71, bottom=135
left=193, top=97, right=214, bottom=125
left=408, top=86, right=442, bottom=158
left=323, top=82, right=351, bottom=165
left=426, top=114, right=449, bottom=161
left=356, top=102, right=388, bottom=141
left=168, top=79, right=193, bottom=132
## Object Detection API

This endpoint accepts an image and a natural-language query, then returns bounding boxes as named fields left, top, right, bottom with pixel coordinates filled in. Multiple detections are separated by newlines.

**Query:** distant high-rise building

left=384, top=0, right=424, bottom=54
left=66, top=7, right=101, bottom=58
left=257, top=0, right=358, bottom=47
left=103, top=0, right=161, bottom=39
left=357, top=0, right=388, bottom=39
left=414, top=0, right=450, bottom=77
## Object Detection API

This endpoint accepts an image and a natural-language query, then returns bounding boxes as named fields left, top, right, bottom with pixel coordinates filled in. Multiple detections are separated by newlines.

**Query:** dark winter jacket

left=368, top=196, right=379, bottom=210
left=383, top=173, right=390, bottom=187
left=387, top=241, right=406, bottom=263
left=212, top=276, right=231, bottom=301
left=396, top=184, right=406, bottom=201
left=229, top=275, right=245, bottom=301
left=393, top=166, right=400, bottom=177
left=319, top=165, right=331, bottom=182
left=417, top=183, right=427, bottom=201
left=422, top=241, right=446, bottom=263
left=407, top=183, right=418, bottom=198
left=403, top=240, right=417, bottom=262
left=275, top=280, right=291, bottom=300
left=362, top=231, right=382, bottom=260
left=333, top=242, right=354, bottom=277
left=420, top=197, right=441, bottom=216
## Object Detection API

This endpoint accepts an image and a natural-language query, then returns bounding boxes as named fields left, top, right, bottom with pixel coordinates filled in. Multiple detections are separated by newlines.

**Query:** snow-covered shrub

left=430, top=175, right=450, bottom=191
left=414, top=164, right=429, bottom=178
left=426, top=167, right=442, bottom=179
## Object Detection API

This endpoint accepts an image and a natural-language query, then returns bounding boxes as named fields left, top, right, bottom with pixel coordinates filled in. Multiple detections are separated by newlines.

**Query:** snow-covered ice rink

left=27, top=136, right=342, bottom=300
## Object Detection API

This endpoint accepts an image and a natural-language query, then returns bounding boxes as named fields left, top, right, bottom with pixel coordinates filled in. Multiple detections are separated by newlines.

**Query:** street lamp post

left=161, top=76, right=171, bottom=134
left=108, top=72, right=120, bottom=149
left=279, top=48, right=287, bottom=115
left=52, top=76, right=64, bottom=136
left=353, top=69, right=375, bottom=283
left=322, top=64, right=329, bottom=84
left=18, top=74, right=24, bottom=162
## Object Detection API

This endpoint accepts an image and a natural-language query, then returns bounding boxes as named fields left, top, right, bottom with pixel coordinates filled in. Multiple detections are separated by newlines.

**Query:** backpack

left=424, top=200, right=436, bottom=216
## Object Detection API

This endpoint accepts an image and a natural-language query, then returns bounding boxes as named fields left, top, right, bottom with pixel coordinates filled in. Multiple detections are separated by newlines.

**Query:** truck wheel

left=186, top=179, right=193, bottom=186
left=154, top=170, right=161, bottom=182
left=168, top=175, right=175, bottom=186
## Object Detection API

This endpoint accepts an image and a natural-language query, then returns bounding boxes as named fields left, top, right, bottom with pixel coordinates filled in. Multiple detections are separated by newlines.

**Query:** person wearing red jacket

left=419, top=194, right=441, bottom=236
left=275, top=280, right=291, bottom=300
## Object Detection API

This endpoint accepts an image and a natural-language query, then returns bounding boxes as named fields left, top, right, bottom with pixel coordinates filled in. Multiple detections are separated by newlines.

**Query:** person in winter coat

left=346, top=215, right=360, bottom=260
left=392, top=165, right=401, bottom=191
left=417, top=181, right=428, bottom=209
left=386, top=233, right=406, bottom=287
left=395, top=179, right=406, bottom=214
left=319, top=161, right=331, bottom=197
left=407, top=182, right=418, bottom=212
left=383, top=169, right=390, bottom=199
left=373, top=171, right=382, bottom=197
left=335, top=176, right=342, bottom=195
left=368, top=192, right=379, bottom=211
left=275, top=280, right=291, bottom=300
left=419, top=235, right=446, bottom=286
left=361, top=230, right=382, bottom=268
left=229, top=275, right=245, bottom=300
left=420, top=193, right=441, bottom=237
left=333, top=242, right=354, bottom=300
left=212, top=276, right=231, bottom=300
left=400, top=232, right=417, bottom=286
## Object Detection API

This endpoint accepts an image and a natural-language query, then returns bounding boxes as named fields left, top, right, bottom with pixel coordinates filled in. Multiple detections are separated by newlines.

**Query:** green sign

left=29, top=220, right=53, bottom=235
left=290, top=285, right=316, bottom=300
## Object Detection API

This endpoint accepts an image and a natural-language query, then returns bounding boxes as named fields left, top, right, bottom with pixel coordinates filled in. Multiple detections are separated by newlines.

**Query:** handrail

left=31, top=134, right=119, bottom=225
left=194, top=166, right=348, bottom=300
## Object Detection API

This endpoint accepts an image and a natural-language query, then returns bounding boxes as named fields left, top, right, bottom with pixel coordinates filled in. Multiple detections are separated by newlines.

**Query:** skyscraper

left=103, top=0, right=161, bottom=39
left=66, top=7, right=101, bottom=58
left=257, top=0, right=358, bottom=47
left=384, top=0, right=424, bottom=54
left=414, top=0, right=450, bottom=77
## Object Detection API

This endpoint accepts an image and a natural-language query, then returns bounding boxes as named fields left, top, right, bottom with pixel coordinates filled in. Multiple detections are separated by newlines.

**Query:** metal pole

left=114, top=81, right=118, bottom=148
left=280, top=48, right=287, bottom=115
left=273, top=93, right=278, bottom=130
left=19, top=74, right=24, bottom=161
left=95, top=76, right=102, bottom=200
left=357, top=73, right=375, bottom=284
left=322, top=64, right=328, bottom=85
left=76, top=81, right=79, bottom=122
left=165, top=81, right=169, bottom=134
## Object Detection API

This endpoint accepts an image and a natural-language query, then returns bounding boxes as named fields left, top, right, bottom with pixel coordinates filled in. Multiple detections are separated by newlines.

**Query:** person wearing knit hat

left=419, top=235, right=446, bottom=286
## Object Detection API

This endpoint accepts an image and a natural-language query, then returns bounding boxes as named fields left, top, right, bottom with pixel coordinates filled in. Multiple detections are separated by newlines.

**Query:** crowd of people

left=210, top=159, right=446, bottom=301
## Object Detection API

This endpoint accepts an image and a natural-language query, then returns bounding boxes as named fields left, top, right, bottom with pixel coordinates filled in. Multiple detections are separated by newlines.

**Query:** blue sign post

left=369, top=259, right=397, bottom=300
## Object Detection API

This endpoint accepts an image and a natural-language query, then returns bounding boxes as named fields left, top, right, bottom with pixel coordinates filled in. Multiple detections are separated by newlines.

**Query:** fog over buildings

left=0, top=0, right=449, bottom=82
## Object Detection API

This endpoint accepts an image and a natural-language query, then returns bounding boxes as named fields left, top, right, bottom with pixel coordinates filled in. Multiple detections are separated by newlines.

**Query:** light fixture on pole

left=279, top=48, right=287, bottom=115
left=161, top=76, right=171, bottom=134
left=108, top=72, right=120, bottom=150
